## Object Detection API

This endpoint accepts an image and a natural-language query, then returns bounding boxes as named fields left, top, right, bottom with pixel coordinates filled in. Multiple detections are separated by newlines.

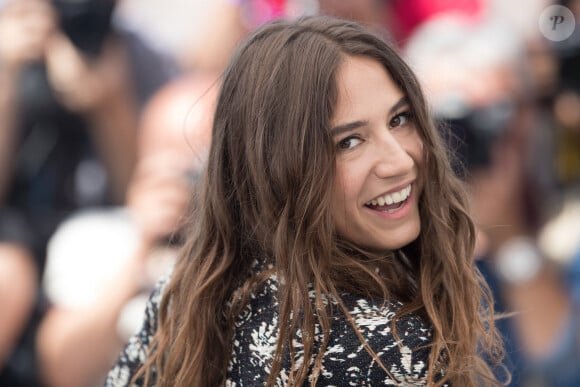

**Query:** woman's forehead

left=333, top=57, right=404, bottom=110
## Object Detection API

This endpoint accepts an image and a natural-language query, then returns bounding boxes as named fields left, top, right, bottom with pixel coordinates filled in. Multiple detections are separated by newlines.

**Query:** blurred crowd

left=0, top=0, right=578, bottom=386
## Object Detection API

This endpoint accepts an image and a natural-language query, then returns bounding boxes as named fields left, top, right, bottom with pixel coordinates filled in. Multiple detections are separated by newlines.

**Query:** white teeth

left=366, top=184, right=412, bottom=206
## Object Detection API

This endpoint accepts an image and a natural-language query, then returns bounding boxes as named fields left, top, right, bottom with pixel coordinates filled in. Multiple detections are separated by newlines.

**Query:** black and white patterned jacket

left=106, top=269, right=442, bottom=386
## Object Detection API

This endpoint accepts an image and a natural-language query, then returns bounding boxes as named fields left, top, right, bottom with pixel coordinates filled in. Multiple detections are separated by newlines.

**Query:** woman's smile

left=364, top=182, right=415, bottom=219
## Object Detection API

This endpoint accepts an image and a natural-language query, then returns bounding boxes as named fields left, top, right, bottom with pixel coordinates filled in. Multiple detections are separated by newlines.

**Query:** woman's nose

left=371, top=132, right=414, bottom=179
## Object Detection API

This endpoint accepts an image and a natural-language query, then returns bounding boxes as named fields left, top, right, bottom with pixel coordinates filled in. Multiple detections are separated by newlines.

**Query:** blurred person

left=0, top=0, right=174, bottom=384
left=406, top=14, right=580, bottom=386
left=107, top=16, right=505, bottom=387
left=35, top=72, right=218, bottom=387
left=539, top=0, right=580, bottom=285
left=551, top=0, right=580, bottom=188
left=125, top=74, right=217, bottom=244
left=0, top=2, right=52, bottom=384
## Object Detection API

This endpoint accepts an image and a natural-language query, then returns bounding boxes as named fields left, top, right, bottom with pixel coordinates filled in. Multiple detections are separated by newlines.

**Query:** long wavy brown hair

left=136, top=16, right=505, bottom=386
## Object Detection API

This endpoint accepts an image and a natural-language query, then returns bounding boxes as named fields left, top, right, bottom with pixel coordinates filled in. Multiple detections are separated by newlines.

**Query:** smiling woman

left=106, top=16, right=506, bottom=387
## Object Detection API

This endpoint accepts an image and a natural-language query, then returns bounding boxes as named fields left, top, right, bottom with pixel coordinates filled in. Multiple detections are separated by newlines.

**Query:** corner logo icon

left=539, top=5, right=575, bottom=41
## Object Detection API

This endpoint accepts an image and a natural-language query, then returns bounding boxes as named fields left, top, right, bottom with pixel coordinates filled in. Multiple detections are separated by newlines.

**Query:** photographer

left=0, top=0, right=174, bottom=385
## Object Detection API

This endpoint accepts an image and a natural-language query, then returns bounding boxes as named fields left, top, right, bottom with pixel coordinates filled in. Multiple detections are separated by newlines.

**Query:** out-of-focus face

left=330, top=56, right=424, bottom=251
left=128, top=75, right=217, bottom=242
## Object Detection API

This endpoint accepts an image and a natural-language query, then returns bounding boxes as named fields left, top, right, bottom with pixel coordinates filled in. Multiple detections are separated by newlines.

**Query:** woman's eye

left=389, top=111, right=412, bottom=128
left=337, top=136, right=362, bottom=150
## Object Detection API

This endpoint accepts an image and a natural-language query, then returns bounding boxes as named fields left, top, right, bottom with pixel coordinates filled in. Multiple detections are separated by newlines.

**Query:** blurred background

left=0, top=0, right=578, bottom=386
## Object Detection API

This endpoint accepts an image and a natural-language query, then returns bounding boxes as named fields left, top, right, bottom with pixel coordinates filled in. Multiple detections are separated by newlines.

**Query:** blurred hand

left=0, top=0, right=55, bottom=74
left=45, top=32, right=130, bottom=113
left=127, top=152, right=192, bottom=244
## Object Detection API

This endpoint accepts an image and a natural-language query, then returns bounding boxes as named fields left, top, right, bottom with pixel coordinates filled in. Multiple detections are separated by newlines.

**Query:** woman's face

left=330, top=56, right=424, bottom=251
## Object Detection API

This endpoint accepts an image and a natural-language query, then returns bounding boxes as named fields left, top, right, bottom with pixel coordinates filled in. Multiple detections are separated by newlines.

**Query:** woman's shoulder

left=105, top=275, right=170, bottom=386
left=233, top=273, right=432, bottom=350
left=230, top=275, right=438, bottom=385
left=323, top=293, right=434, bottom=384
left=339, top=293, right=432, bottom=343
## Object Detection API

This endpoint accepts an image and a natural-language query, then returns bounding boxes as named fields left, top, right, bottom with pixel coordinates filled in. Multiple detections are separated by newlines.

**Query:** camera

left=17, top=0, right=116, bottom=119
left=52, top=0, right=116, bottom=57
left=436, top=100, right=515, bottom=176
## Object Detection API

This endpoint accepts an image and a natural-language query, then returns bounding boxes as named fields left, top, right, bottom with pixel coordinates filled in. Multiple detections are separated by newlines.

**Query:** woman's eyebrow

left=330, top=96, right=409, bottom=137
left=389, top=96, right=409, bottom=116
left=330, top=120, right=368, bottom=137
